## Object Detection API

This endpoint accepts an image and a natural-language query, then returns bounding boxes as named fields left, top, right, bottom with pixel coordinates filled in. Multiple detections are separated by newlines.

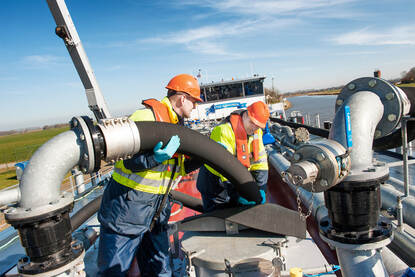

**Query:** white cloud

left=142, top=17, right=297, bottom=56
left=332, top=26, right=415, bottom=46
left=20, top=55, right=66, bottom=68
left=180, top=0, right=356, bottom=17
left=186, top=41, right=229, bottom=55
left=143, top=19, right=260, bottom=44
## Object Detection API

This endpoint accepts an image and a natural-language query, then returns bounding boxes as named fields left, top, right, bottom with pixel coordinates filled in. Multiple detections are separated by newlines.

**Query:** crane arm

left=46, top=0, right=111, bottom=120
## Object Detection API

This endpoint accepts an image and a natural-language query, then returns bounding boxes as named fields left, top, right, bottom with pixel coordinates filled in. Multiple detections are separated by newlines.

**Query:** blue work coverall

left=97, top=100, right=200, bottom=276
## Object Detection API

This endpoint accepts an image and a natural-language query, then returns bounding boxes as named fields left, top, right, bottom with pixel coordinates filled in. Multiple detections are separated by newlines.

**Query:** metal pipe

left=20, top=130, right=81, bottom=209
left=315, top=113, right=320, bottom=128
left=268, top=145, right=411, bottom=274
left=389, top=226, right=415, bottom=266
left=71, top=167, right=85, bottom=195
left=329, top=91, right=383, bottom=172
left=381, top=242, right=409, bottom=274
left=401, top=117, right=410, bottom=196
left=268, top=151, right=291, bottom=175
left=0, top=187, right=21, bottom=207
left=388, top=176, right=415, bottom=196
left=268, top=151, right=327, bottom=222
left=381, top=183, right=415, bottom=229
left=335, top=248, right=388, bottom=277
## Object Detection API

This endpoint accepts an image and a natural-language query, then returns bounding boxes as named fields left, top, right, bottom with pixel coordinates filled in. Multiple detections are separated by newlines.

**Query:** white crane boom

left=46, top=0, right=111, bottom=120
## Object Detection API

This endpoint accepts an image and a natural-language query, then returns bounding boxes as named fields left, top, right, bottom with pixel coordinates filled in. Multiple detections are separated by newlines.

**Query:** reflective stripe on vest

left=113, top=161, right=181, bottom=194
left=114, top=98, right=185, bottom=194
left=229, top=113, right=260, bottom=168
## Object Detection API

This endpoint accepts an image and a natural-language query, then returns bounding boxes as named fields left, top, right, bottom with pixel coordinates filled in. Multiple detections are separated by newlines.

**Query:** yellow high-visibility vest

left=205, top=122, right=268, bottom=181
left=112, top=97, right=185, bottom=194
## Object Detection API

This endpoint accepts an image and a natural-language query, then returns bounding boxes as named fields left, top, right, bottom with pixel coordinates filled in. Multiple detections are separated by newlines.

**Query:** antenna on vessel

left=197, top=69, right=202, bottom=84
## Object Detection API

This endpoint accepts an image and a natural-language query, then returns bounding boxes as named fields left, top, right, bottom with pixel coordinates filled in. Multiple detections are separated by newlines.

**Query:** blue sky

left=1, top=0, right=414, bottom=131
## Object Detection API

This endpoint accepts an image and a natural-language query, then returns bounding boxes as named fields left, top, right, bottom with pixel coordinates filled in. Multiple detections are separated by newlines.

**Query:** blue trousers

left=97, top=226, right=172, bottom=276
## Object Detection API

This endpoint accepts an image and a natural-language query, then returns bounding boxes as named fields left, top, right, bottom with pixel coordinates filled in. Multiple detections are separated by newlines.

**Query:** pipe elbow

left=19, top=130, right=81, bottom=209
left=330, top=91, right=383, bottom=171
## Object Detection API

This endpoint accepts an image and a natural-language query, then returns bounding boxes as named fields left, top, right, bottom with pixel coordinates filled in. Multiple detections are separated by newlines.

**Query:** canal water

left=285, top=95, right=337, bottom=125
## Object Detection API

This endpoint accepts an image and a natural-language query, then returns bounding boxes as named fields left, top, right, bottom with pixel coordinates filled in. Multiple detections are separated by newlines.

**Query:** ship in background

left=186, top=74, right=287, bottom=133
left=1, top=1, right=415, bottom=277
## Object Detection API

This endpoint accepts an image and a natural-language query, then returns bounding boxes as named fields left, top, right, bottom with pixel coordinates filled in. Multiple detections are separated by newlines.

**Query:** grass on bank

left=0, top=169, right=18, bottom=190
left=398, top=82, right=415, bottom=88
left=0, top=126, right=69, bottom=164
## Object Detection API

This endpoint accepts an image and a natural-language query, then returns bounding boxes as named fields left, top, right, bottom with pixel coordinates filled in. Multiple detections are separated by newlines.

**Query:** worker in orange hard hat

left=98, top=73, right=203, bottom=276
left=164, top=73, right=203, bottom=118
left=196, top=101, right=270, bottom=212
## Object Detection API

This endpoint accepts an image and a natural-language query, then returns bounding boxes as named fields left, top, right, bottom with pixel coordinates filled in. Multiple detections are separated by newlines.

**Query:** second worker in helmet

left=196, top=101, right=270, bottom=212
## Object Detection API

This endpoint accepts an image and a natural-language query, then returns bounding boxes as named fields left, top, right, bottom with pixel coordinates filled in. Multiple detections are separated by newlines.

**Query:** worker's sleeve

left=123, top=152, right=160, bottom=172
left=250, top=169, right=269, bottom=192
left=183, top=157, right=203, bottom=174
left=204, top=124, right=235, bottom=181
left=210, top=124, right=234, bottom=153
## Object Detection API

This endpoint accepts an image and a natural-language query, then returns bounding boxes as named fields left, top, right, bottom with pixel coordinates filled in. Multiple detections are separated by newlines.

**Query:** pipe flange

left=343, top=161, right=389, bottom=182
left=288, top=140, right=350, bottom=192
left=80, top=116, right=106, bottom=172
left=97, top=117, right=140, bottom=163
left=320, top=220, right=393, bottom=250
left=19, top=247, right=84, bottom=276
left=4, top=191, right=74, bottom=222
left=70, top=117, right=95, bottom=173
left=336, top=77, right=410, bottom=138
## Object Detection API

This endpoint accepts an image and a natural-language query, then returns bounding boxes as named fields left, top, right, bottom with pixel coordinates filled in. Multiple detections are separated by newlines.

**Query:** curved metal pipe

left=329, top=91, right=383, bottom=171
left=7, top=117, right=259, bottom=218
left=268, top=150, right=410, bottom=274
left=272, top=87, right=415, bottom=151
left=19, top=130, right=81, bottom=209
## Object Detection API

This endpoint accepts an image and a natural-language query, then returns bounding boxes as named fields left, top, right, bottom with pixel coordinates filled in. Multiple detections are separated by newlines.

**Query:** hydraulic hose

left=70, top=190, right=204, bottom=231
left=71, top=195, right=102, bottom=231
left=135, top=121, right=262, bottom=203
left=69, top=119, right=262, bottom=231
left=170, top=190, right=203, bottom=213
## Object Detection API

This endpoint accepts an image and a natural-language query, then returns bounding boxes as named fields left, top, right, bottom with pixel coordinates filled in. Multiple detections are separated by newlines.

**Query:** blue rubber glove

left=217, top=141, right=228, bottom=149
left=262, top=133, right=275, bottom=145
left=238, top=190, right=266, bottom=206
left=153, top=135, right=180, bottom=163
left=238, top=196, right=256, bottom=206
left=260, top=189, right=266, bottom=204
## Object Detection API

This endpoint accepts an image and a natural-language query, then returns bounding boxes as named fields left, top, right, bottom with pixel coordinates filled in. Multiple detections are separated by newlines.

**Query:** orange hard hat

left=166, top=74, right=202, bottom=102
left=247, top=101, right=270, bottom=129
